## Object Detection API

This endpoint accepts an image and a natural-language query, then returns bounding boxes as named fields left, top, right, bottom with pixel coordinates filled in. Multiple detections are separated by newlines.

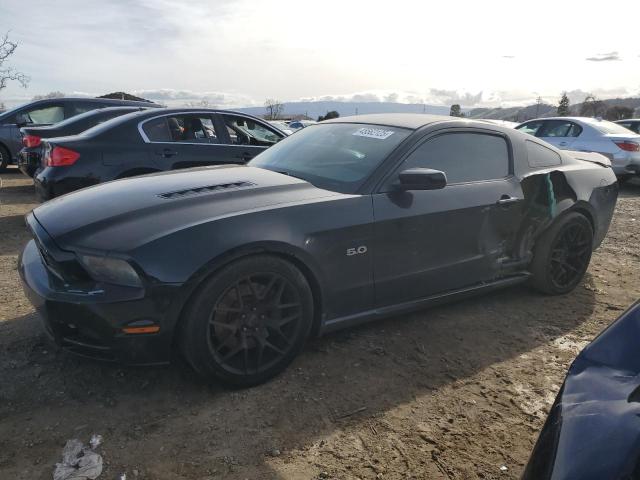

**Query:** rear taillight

left=22, top=134, right=42, bottom=148
left=614, top=140, right=640, bottom=152
left=45, top=146, right=80, bottom=167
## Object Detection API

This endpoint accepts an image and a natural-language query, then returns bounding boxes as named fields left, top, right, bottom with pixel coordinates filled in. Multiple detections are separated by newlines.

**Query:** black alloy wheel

left=208, top=273, right=304, bottom=375
left=530, top=212, right=594, bottom=295
left=180, top=255, right=314, bottom=386
left=548, top=221, right=592, bottom=291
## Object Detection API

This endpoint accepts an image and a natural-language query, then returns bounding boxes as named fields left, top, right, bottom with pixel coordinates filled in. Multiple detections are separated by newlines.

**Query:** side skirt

left=319, top=273, right=531, bottom=335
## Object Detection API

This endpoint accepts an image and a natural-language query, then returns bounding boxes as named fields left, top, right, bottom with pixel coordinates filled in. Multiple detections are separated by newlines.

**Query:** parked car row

left=18, top=106, right=150, bottom=177
left=0, top=97, right=160, bottom=171
left=29, top=108, right=286, bottom=201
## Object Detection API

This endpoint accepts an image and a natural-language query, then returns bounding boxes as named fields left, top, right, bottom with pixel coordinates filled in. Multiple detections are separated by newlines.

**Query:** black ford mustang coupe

left=19, top=114, right=618, bottom=385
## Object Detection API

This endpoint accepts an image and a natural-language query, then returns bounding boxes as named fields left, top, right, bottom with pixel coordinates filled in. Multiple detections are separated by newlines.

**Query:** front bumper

left=17, top=148, right=41, bottom=178
left=19, top=238, right=182, bottom=365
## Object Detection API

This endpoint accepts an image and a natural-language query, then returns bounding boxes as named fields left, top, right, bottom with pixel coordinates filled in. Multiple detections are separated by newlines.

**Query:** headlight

left=78, top=254, right=142, bottom=287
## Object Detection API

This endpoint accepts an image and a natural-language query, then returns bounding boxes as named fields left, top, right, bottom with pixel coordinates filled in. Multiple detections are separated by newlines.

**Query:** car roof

left=615, top=118, right=640, bottom=122
left=322, top=113, right=467, bottom=130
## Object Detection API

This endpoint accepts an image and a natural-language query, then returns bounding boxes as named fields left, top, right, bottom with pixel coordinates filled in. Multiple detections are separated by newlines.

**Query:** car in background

left=19, top=113, right=618, bottom=386
left=17, top=106, right=150, bottom=177
left=523, top=300, right=640, bottom=480
left=614, top=118, right=640, bottom=134
left=268, top=120, right=293, bottom=135
left=0, top=97, right=160, bottom=171
left=515, top=117, right=640, bottom=181
left=33, top=108, right=286, bottom=201
left=288, top=119, right=316, bottom=130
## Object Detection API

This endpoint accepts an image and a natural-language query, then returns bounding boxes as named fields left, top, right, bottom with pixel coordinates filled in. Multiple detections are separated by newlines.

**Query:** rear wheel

left=530, top=212, right=593, bottom=295
left=180, top=255, right=314, bottom=386
left=0, top=145, right=10, bottom=172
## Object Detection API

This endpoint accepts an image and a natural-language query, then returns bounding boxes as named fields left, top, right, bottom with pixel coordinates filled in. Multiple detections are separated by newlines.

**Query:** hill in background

left=237, top=97, right=640, bottom=122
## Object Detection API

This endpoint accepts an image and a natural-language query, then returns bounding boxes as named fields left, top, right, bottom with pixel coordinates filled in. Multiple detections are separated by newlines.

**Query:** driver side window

left=401, top=132, right=510, bottom=184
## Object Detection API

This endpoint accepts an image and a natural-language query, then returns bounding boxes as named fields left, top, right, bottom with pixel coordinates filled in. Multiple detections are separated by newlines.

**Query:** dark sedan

left=32, top=108, right=286, bottom=201
left=18, top=106, right=149, bottom=177
left=19, top=114, right=618, bottom=386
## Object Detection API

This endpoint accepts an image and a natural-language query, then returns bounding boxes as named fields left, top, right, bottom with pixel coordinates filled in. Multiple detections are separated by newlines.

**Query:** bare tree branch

left=0, top=32, right=30, bottom=92
left=264, top=99, right=284, bottom=120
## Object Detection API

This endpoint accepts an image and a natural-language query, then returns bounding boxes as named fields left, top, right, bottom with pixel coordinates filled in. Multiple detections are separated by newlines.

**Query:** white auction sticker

left=352, top=127, right=395, bottom=140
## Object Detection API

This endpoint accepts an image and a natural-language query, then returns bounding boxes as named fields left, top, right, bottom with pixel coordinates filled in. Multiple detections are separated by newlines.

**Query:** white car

left=288, top=119, right=316, bottom=131
left=268, top=121, right=293, bottom=135
left=516, top=117, right=640, bottom=180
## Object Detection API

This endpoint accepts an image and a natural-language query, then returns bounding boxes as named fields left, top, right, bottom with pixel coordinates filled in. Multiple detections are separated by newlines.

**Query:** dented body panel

left=523, top=301, right=640, bottom=480
left=19, top=114, right=619, bottom=364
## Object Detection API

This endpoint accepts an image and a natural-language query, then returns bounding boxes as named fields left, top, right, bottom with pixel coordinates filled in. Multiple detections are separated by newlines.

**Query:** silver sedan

left=516, top=117, right=640, bottom=180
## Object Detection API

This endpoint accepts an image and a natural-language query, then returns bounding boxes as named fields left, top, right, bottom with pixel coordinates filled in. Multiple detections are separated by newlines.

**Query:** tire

left=530, top=212, right=594, bottom=295
left=0, top=145, right=10, bottom=172
left=179, top=254, right=314, bottom=387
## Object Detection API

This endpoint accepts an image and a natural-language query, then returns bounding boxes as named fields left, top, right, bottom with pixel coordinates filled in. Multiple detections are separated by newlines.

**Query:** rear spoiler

left=566, top=150, right=611, bottom=168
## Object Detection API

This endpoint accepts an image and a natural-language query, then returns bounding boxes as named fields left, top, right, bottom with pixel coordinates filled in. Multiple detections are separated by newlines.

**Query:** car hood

left=33, top=165, right=341, bottom=252
left=523, top=301, right=640, bottom=480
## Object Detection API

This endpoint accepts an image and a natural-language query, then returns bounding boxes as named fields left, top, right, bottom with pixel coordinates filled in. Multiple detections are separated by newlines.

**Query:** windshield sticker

left=352, top=127, right=395, bottom=140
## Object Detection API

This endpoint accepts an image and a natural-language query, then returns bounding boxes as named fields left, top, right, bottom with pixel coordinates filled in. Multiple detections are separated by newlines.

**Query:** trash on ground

left=53, top=435, right=103, bottom=480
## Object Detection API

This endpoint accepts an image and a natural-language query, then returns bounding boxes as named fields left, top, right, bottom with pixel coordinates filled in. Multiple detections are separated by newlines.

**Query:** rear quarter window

left=526, top=140, right=562, bottom=167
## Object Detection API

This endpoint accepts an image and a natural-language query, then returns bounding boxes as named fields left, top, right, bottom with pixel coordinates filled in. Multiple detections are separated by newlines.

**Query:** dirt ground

left=1, top=166, right=639, bottom=480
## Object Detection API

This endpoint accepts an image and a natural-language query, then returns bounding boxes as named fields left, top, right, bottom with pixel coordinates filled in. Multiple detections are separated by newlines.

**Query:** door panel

left=371, top=129, right=525, bottom=307
left=140, top=113, right=238, bottom=170
left=372, top=178, right=524, bottom=306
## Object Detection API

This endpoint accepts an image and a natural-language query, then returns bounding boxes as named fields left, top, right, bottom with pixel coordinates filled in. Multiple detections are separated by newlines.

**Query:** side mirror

left=397, top=168, right=447, bottom=191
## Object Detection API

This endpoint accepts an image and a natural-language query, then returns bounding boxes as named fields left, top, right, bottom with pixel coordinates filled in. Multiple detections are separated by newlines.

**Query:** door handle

left=233, top=152, right=253, bottom=161
left=496, top=195, right=521, bottom=206
left=156, top=148, right=178, bottom=158
left=559, top=141, right=568, bottom=146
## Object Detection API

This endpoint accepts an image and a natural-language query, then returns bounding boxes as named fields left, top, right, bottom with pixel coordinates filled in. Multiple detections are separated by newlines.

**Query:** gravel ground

left=1, top=167, right=639, bottom=480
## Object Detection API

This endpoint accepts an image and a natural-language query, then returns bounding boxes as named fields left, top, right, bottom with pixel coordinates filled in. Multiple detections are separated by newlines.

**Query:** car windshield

left=591, top=120, right=636, bottom=135
left=249, top=123, right=411, bottom=193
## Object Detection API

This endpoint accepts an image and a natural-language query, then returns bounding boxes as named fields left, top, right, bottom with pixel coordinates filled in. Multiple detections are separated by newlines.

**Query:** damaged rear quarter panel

left=515, top=144, right=618, bottom=260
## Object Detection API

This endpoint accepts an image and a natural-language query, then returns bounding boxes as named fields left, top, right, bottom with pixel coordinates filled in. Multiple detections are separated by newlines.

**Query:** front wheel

left=179, top=255, right=314, bottom=387
left=0, top=145, right=10, bottom=172
left=530, top=212, right=594, bottom=295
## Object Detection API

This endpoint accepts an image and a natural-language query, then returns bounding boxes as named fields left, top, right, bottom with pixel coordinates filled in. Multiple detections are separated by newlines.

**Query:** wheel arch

left=171, top=241, right=327, bottom=348
left=0, top=140, right=12, bottom=163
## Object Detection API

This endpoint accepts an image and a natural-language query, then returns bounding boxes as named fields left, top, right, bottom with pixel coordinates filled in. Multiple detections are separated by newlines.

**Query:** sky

left=1, top=0, right=639, bottom=109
